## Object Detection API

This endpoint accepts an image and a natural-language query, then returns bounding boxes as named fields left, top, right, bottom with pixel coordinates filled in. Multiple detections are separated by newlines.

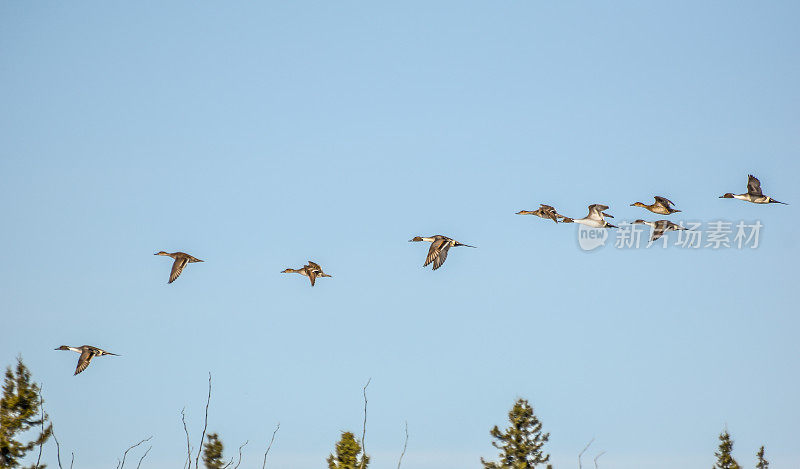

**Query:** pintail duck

left=516, top=204, right=568, bottom=223
left=561, top=204, right=617, bottom=228
left=409, top=235, right=475, bottom=270
left=632, top=219, right=687, bottom=241
left=55, top=345, right=118, bottom=375
left=155, top=251, right=204, bottom=283
left=282, top=261, right=332, bottom=287
left=631, top=196, right=681, bottom=215
left=720, top=174, right=787, bottom=204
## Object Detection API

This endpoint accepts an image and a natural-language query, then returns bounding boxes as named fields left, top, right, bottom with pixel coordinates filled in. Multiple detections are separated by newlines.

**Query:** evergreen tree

left=0, top=357, right=52, bottom=469
left=755, top=446, right=768, bottom=469
left=712, top=429, right=740, bottom=469
left=202, top=433, right=225, bottom=469
left=326, top=431, right=369, bottom=469
left=481, top=398, right=550, bottom=469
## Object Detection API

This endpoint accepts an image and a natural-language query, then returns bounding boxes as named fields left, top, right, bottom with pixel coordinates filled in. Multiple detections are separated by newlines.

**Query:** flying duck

left=720, top=175, right=787, bottom=204
left=154, top=251, right=204, bottom=283
left=632, top=219, right=687, bottom=241
left=282, top=261, right=332, bottom=286
left=631, top=196, right=681, bottom=215
left=561, top=205, right=617, bottom=228
left=516, top=204, right=568, bottom=223
left=55, top=345, right=118, bottom=375
left=409, top=235, right=475, bottom=270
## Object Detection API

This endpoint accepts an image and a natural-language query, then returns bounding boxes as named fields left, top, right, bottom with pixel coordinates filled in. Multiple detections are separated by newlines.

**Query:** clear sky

left=1, top=2, right=798, bottom=468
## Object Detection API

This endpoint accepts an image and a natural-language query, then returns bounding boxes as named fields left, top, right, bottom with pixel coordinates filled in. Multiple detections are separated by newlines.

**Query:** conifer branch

left=578, top=438, right=594, bottom=469
left=397, top=421, right=409, bottom=469
left=136, top=447, right=151, bottom=469
left=194, top=373, right=212, bottom=469
left=261, top=422, right=280, bottom=469
left=119, top=436, right=153, bottom=469
left=360, top=378, right=371, bottom=469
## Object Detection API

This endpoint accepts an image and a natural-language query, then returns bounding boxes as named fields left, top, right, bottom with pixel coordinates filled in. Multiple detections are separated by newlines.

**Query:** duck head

left=719, top=193, right=735, bottom=198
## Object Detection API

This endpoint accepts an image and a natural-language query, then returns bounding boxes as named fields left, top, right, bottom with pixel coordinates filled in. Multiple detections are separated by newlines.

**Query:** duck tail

left=561, top=217, right=574, bottom=223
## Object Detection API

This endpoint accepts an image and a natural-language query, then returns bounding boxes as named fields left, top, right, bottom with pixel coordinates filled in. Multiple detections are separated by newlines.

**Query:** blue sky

left=1, top=2, right=798, bottom=468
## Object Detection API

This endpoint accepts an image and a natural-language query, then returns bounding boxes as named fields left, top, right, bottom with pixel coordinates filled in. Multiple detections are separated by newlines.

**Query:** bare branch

left=136, top=447, right=151, bottom=469
left=232, top=440, right=248, bottom=469
left=397, top=421, right=409, bottom=469
left=69, top=452, right=74, bottom=469
left=578, top=438, right=594, bottom=469
left=262, top=422, right=280, bottom=469
left=221, top=457, right=235, bottom=469
left=35, top=390, right=45, bottom=469
left=360, top=378, right=371, bottom=469
left=194, top=373, right=212, bottom=469
left=181, top=408, right=192, bottom=469
left=593, top=450, right=606, bottom=469
left=119, top=436, right=153, bottom=469
left=52, top=428, right=64, bottom=469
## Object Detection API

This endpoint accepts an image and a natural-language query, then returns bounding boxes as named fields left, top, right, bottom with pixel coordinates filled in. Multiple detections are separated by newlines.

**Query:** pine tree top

left=481, top=398, right=550, bottom=469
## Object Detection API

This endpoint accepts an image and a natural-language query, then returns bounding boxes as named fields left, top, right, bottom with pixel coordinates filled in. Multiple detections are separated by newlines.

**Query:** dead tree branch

left=261, top=422, right=280, bottom=469
left=69, top=452, right=74, bottom=469
left=52, top=428, right=64, bottom=469
left=181, top=408, right=192, bottom=469
left=232, top=440, right=248, bottom=469
left=35, top=390, right=45, bottom=469
left=593, top=450, right=606, bottom=469
left=194, top=373, right=212, bottom=469
left=136, top=447, right=151, bottom=469
left=397, top=421, right=409, bottom=469
left=360, top=378, right=371, bottom=469
left=119, top=436, right=153, bottom=469
left=578, top=438, right=594, bottom=469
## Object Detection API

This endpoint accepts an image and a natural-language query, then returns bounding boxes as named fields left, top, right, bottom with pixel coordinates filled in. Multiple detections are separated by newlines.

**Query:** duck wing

left=747, top=175, right=763, bottom=196
left=75, top=349, right=96, bottom=375
left=307, top=269, right=317, bottom=287
left=654, top=196, right=675, bottom=207
left=424, top=238, right=450, bottom=270
left=169, top=257, right=189, bottom=283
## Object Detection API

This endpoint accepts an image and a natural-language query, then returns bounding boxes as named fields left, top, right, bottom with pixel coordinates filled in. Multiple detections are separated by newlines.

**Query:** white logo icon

left=577, top=225, right=608, bottom=251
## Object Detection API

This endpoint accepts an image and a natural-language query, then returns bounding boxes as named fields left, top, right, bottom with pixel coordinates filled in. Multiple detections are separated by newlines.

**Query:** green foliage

left=756, top=446, right=768, bottom=469
left=481, top=398, right=550, bottom=469
left=326, top=431, right=369, bottom=469
left=712, top=429, right=740, bottom=469
left=202, top=433, right=225, bottom=469
left=0, top=357, right=52, bottom=469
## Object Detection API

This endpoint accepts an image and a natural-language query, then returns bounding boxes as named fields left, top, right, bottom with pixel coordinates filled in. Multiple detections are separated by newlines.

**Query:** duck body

left=516, top=204, right=567, bottom=223
left=55, top=345, right=118, bottom=375
left=632, top=219, right=687, bottom=241
left=720, top=175, right=786, bottom=204
left=155, top=251, right=204, bottom=283
left=409, top=235, right=475, bottom=270
left=631, top=196, right=681, bottom=215
left=282, top=261, right=332, bottom=286
left=561, top=204, right=617, bottom=228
